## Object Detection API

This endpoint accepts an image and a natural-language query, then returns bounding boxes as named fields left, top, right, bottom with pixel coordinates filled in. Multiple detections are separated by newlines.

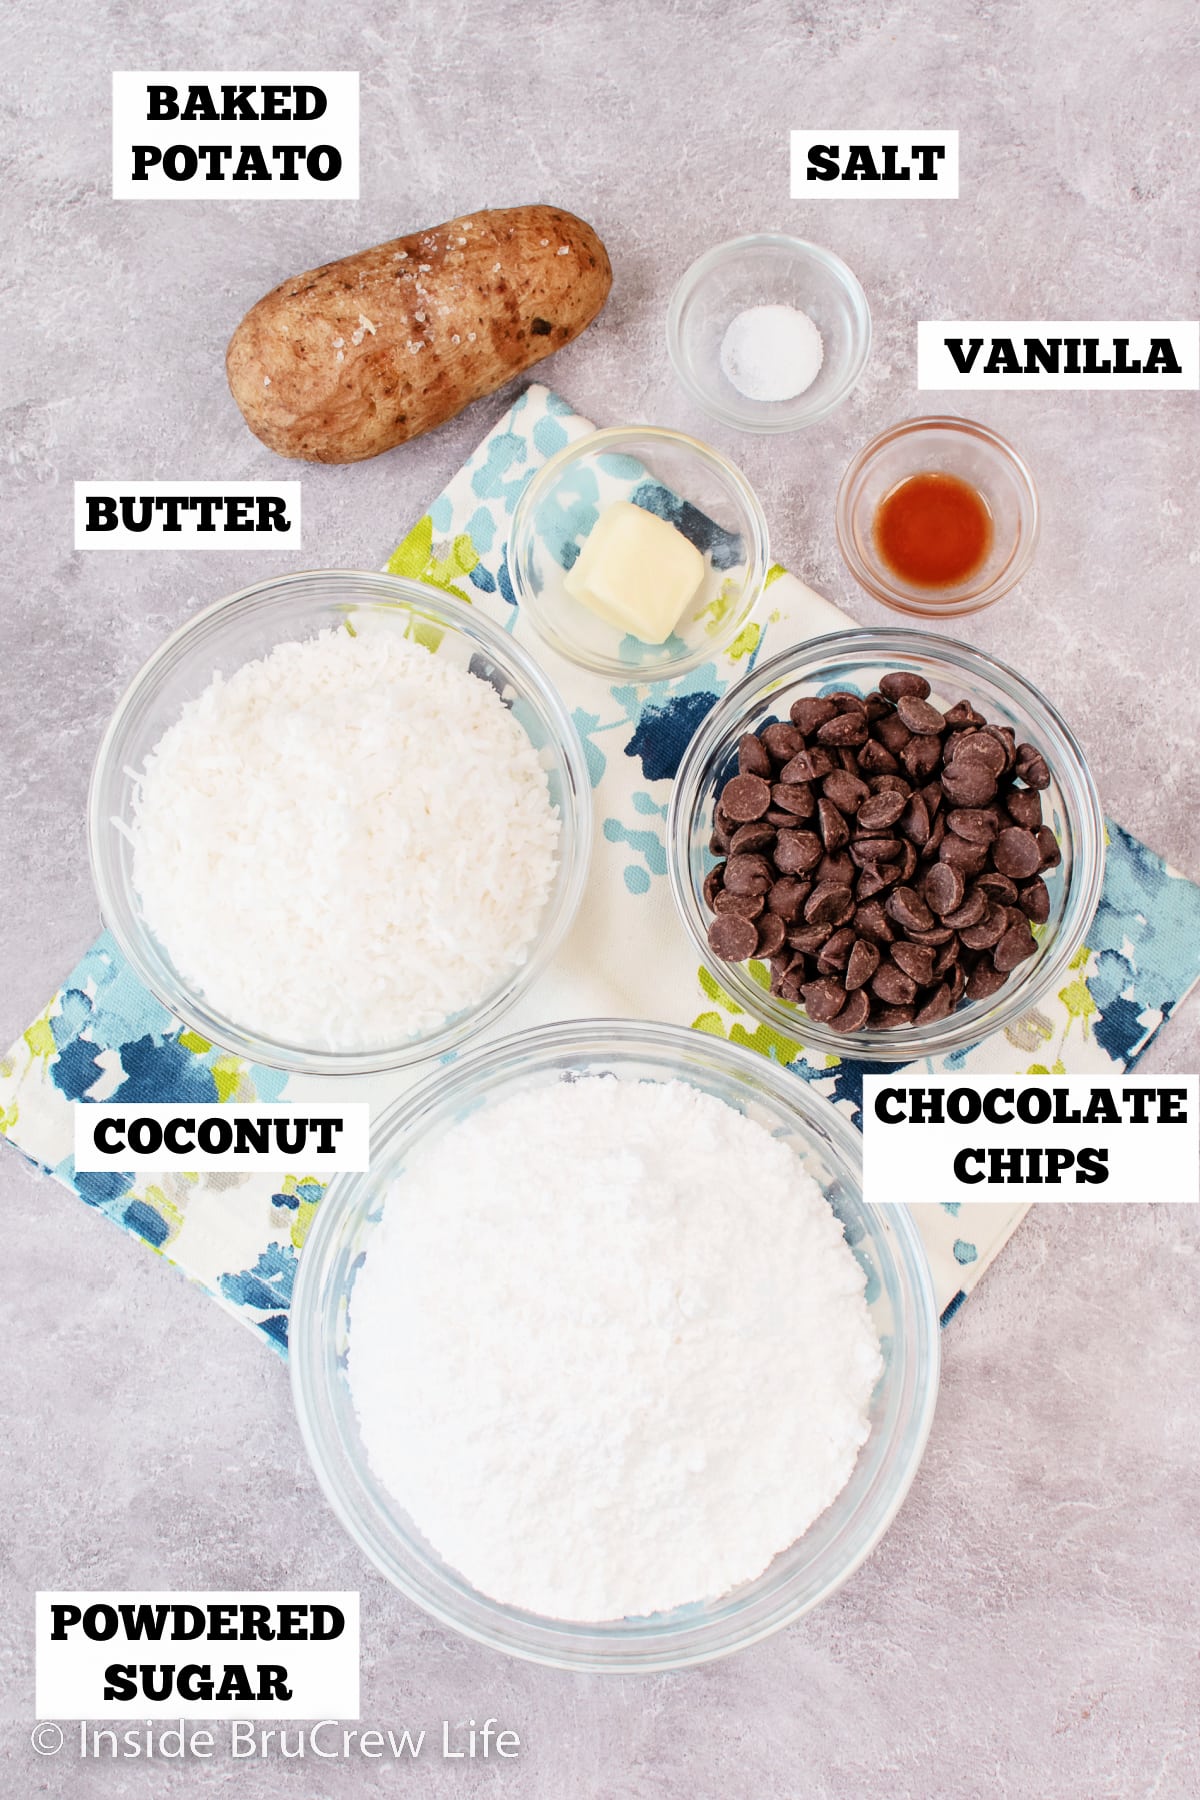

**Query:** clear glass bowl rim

left=509, top=424, right=771, bottom=679
left=667, top=626, right=1106, bottom=1063
left=666, top=231, right=873, bottom=433
left=289, top=1016, right=941, bottom=1673
left=835, top=414, right=1041, bottom=615
left=86, top=569, right=593, bottom=1076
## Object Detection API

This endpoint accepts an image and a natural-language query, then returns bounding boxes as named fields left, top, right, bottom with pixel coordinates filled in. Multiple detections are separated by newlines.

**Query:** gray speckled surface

left=3, top=2, right=1199, bottom=1795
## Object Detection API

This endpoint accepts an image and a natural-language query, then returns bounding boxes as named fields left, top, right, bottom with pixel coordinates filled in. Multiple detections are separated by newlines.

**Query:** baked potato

left=226, top=204, right=611, bottom=462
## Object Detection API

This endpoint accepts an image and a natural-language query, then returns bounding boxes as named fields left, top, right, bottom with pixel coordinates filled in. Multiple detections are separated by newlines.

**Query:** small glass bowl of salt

left=667, top=233, right=871, bottom=433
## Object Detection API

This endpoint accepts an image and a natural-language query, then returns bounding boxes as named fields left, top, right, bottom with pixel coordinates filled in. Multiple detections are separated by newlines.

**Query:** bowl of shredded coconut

left=291, top=1019, right=940, bottom=1670
left=667, top=233, right=872, bottom=433
left=88, top=572, right=592, bottom=1073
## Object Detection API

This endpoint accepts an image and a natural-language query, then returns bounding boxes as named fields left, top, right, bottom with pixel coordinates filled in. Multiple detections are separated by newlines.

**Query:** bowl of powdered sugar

left=291, top=1019, right=939, bottom=1670
left=88, top=571, right=591, bottom=1073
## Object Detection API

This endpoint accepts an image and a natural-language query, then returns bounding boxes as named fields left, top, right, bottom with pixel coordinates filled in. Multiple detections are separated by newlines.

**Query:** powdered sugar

left=129, top=625, right=560, bottom=1051
left=349, top=1076, right=882, bottom=1621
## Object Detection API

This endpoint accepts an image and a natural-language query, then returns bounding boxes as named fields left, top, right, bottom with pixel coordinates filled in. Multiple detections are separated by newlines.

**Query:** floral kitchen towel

left=4, top=384, right=1200, bottom=1354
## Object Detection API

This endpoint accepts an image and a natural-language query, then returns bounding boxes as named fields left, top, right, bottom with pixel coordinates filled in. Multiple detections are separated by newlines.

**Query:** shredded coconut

left=349, top=1076, right=882, bottom=1620
left=129, top=625, right=560, bottom=1051
left=719, top=303, right=824, bottom=403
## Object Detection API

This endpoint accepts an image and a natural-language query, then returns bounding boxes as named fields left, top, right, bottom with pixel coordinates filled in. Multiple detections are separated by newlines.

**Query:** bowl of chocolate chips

left=668, top=629, right=1105, bottom=1061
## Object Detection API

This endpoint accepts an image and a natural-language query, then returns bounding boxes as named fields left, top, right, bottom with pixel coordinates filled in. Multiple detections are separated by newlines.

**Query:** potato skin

left=226, top=205, right=611, bottom=463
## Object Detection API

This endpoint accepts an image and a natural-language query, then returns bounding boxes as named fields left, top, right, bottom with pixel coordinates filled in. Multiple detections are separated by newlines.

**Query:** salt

left=720, top=303, right=824, bottom=402
left=349, top=1076, right=882, bottom=1622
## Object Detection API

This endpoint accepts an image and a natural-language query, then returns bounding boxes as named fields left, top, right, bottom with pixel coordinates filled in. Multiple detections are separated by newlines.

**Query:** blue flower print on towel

left=604, top=793, right=670, bottom=895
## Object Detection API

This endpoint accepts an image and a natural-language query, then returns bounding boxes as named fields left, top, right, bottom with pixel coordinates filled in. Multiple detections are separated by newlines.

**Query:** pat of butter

left=564, top=501, right=705, bottom=642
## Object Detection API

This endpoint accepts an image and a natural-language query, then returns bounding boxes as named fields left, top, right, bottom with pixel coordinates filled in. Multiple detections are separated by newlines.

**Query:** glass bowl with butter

left=509, top=426, right=770, bottom=680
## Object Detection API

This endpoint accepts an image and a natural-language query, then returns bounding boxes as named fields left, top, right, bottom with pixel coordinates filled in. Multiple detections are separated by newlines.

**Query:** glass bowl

left=509, top=425, right=769, bottom=681
left=87, top=571, right=592, bottom=1076
left=666, top=233, right=872, bottom=433
left=290, top=1018, right=940, bottom=1672
left=668, top=629, right=1105, bottom=1064
left=836, top=416, right=1040, bottom=616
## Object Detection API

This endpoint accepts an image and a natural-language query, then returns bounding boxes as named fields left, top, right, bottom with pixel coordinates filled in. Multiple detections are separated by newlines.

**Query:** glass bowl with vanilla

left=509, top=426, right=770, bottom=680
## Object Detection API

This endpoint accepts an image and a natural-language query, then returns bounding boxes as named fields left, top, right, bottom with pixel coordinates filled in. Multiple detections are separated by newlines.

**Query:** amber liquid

left=873, top=471, right=993, bottom=589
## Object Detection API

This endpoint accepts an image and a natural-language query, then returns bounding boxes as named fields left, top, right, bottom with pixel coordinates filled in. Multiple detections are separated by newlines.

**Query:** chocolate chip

left=879, top=671, right=930, bottom=701
left=851, top=835, right=904, bottom=867
left=818, top=796, right=850, bottom=850
left=903, top=735, right=942, bottom=780
left=787, top=922, right=835, bottom=954
left=854, top=899, right=896, bottom=944
left=789, top=696, right=837, bottom=735
left=767, top=877, right=811, bottom=919
left=774, top=830, right=823, bottom=874
left=724, top=854, right=773, bottom=895
left=827, top=691, right=869, bottom=715
left=714, top=889, right=764, bottom=919
left=938, top=835, right=990, bottom=875
left=876, top=712, right=913, bottom=754
left=805, top=882, right=856, bottom=926
left=762, top=721, right=804, bottom=762
left=857, top=738, right=901, bottom=774
left=941, top=760, right=998, bottom=807
left=728, top=821, right=776, bottom=858
left=720, top=773, right=772, bottom=821
left=924, top=861, right=965, bottom=917
left=1036, top=827, right=1062, bottom=869
left=959, top=907, right=1007, bottom=951
left=823, top=770, right=871, bottom=814
left=965, top=960, right=1008, bottom=1001
left=828, top=989, right=872, bottom=1033
left=897, top=841, right=920, bottom=883
left=994, top=920, right=1037, bottom=971
left=887, top=886, right=935, bottom=933
left=1006, top=787, right=1043, bottom=829
left=892, top=940, right=936, bottom=986
left=953, top=731, right=1007, bottom=778
left=857, top=789, right=908, bottom=832
left=977, top=871, right=1019, bottom=903
left=755, top=913, right=786, bottom=958
left=872, top=963, right=918, bottom=1006
left=904, top=923, right=956, bottom=946
left=817, top=925, right=858, bottom=972
left=948, top=807, right=999, bottom=843
left=854, top=865, right=894, bottom=901
left=941, top=888, right=988, bottom=930
left=944, top=700, right=986, bottom=729
left=802, top=977, right=849, bottom=1023
left=1018, top=877, right=1051, bottom=924
left=896, top=694, right=946, bottom=735
left=933, top=937, right=961, bottom=977
left=780, top=747, right=834, bottom=783
left=993, top=826, right=1042, bottom=879
left=845, top=938, right=881, bottom=991
left=708, top=914, right=758, bottom=960
left=875, top=1004, right=917, bottom=1030
left=1016, top=744, right=1051, bottom=789
left=737, top=733, right=772, bottom=779
left=899, top=794, right=931, bottom=847
left=703, top=863, right=725, bottom=909
left=915, top=984, right=954, bottom=1025
left=771, top=781, right=816, bottom=817
left=816, top=712, right=870, bottom=747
